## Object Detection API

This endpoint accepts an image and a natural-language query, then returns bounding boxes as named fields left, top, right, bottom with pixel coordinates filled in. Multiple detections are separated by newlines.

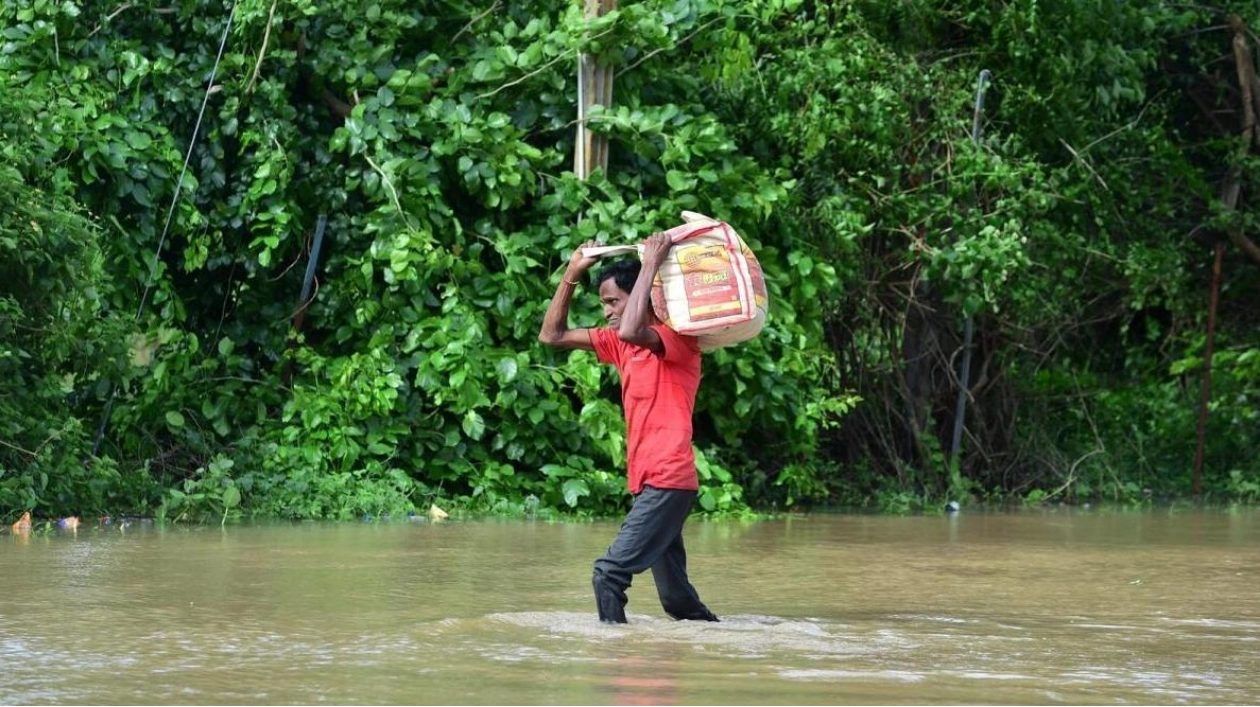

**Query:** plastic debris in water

left=427, top=504, right=449, bottom=521
left=945, top=501, right=961, bottom=513
left=11, top=512, right=31, bottom=533
left=58, top=516, right=80, bottom=530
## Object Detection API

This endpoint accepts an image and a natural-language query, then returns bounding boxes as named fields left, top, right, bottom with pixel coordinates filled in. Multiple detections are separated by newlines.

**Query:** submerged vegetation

left=2, top=0, right=1258, bottom=522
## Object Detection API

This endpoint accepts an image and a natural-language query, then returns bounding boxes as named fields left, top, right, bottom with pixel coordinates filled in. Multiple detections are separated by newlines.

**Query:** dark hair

left=595, top=259, right=640, bottom=294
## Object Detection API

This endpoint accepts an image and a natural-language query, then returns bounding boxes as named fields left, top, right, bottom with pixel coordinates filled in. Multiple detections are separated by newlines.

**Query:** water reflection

left=603, top=651, right=682, bottom=705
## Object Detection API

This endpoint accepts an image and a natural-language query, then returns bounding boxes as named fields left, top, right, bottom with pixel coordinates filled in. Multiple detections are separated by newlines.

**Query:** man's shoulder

left=589, top=326, right=619, bottom=346
left=589, top=326, right=625, bottom=364
left=649, top=324, right=701, bottom=362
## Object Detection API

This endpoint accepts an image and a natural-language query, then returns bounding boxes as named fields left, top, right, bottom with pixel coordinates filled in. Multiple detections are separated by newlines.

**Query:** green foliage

left=1226, top=470, right=1260, bottom=504
left=159, top=454, right=242, bottom=525
left=0, top=97, right=139, bottom=515
left=2, top=0, right=1258, bottom=520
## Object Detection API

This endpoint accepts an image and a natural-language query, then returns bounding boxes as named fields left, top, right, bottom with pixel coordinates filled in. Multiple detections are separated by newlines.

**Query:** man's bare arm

left=538, top=240, right=599, bottom=351
left=617, top=232, right=668, bottom=356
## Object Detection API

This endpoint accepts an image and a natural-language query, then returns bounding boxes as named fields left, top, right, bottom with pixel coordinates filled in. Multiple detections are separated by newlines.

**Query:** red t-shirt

left=589, top=325, right=702, bottom=494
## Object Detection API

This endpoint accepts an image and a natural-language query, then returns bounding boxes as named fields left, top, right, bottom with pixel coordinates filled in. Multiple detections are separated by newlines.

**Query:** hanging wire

left=93, top=1, right=240, bottom=456
left=134, top=1, right=239, bottom=320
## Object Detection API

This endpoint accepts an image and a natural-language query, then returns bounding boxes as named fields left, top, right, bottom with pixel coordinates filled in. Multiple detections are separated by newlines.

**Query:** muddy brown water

left=2, top=509, right=1257, bottom=705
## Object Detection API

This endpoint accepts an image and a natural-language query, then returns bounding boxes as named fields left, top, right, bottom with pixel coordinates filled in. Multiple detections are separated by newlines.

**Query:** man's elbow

left=539, top=324, right=574, bottom=347
left=617, top=324, right=651, bottom=348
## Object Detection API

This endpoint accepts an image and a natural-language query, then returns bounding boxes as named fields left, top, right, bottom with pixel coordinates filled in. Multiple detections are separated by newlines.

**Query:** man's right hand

left=566, top=239, right=601, bottom=280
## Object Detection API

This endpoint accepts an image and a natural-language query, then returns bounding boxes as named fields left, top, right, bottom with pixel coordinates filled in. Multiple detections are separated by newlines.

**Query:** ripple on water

left=1158, top=617, right=1260, bottom=631
left=485, top=611, right=909, bottom=661
left=778, top=668, right=926, bottom=683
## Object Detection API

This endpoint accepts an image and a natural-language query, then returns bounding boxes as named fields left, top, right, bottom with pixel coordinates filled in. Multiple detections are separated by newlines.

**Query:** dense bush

left=1, top=0, right=1257, bottom=521
left=0, top=113, right=138, bottom=512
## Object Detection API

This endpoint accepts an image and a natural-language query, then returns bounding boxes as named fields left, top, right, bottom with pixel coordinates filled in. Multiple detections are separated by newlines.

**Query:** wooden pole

left=575, top=0, right=616, bottom=179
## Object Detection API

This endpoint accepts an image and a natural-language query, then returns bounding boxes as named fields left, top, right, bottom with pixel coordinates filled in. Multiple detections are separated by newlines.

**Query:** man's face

left=598, top=278, right=631, bottom=328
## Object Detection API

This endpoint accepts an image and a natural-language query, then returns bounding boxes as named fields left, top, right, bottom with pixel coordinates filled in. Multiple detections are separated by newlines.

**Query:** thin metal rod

left=298, top=214, right=328, bottom=307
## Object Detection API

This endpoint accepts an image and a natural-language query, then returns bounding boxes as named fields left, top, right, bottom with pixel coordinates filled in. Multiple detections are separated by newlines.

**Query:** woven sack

left=582, top=212, right=768, bottom=351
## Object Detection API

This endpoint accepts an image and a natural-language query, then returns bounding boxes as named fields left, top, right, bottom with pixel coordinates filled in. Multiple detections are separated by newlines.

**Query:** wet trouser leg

left=591, top=485, right=718, bottom=623
left=651, top=531, right=718, bottom=621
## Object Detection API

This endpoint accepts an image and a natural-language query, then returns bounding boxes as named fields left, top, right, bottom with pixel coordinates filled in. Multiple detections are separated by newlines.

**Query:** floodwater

left=1, top=509, right=1257, bottom=705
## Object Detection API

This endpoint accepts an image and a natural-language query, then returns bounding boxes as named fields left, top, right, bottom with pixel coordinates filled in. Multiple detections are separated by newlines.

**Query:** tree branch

left=1227, top=228, right=1260, bottom=266
left=1231, top=15, right=1257, bottom=146
left=320, top=88, right=353, bottom=119
left=0, top=439, right=37, bottom=458
left=246, top=0, right=280, bottom=95
left=1222, top=17, right=1260, bottom=267
left=616, top=16, right=725, bottom=78
left=452, top=1, right=501, bottom=45
left=88, top=3, right=134, bottom=37
left=475, top=33, right=603, bottom=102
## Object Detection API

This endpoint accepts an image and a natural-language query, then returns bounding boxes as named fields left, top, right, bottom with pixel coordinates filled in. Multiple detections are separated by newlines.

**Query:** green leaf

left=666, top=170, right=693, bottom=191
left=540, top=464, right=569, bottom=478
left=562, top=478, right=589, bottom=507
left=125, top=131, right=152, bottom=151
left=222, top=485, right=241, bottom=509
left=496, top=356, right=518, bottom=383
left=462, top=410, right=486, bottom=440
left=166, top=411, right=185, bottom=428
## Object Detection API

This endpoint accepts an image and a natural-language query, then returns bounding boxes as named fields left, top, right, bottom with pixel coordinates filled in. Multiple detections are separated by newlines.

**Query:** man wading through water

left=538, top=232, right=719, bottom=624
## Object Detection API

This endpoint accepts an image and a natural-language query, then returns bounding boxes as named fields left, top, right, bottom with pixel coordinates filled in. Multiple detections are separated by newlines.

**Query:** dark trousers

left=591, top=485, right=718, bottom=623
